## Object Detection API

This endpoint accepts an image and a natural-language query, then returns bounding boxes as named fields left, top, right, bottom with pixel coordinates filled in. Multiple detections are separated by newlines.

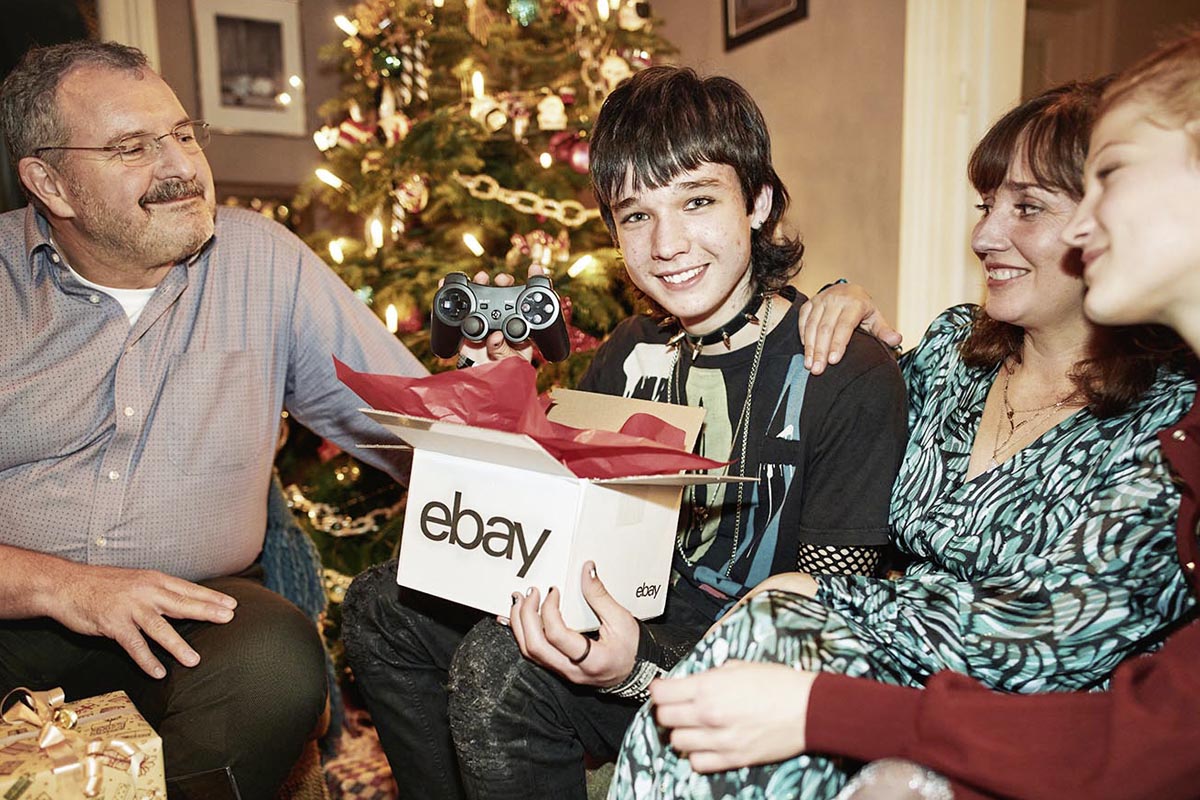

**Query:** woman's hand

left=650, top=661, right=816, bottom=773
left=797, top=283, right=902, bottom=374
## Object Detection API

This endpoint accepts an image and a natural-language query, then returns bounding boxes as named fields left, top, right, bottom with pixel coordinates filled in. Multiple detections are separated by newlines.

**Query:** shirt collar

left=23, top=206, right=57, bottom=278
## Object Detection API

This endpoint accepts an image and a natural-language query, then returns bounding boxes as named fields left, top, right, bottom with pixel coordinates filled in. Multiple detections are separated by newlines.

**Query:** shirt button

left=95, top=536, right=107, bottom=548
left=1187, top=562, right=1196, bottom=572
left=1172, top=430, right=1188, bottom=442
left=123, top=406, right=135, bottom=417
left=108, top=470, right=120, bottom=481
left=50, top=252, right=60, bottom=264
left=89, top=294, right=101, bottom=304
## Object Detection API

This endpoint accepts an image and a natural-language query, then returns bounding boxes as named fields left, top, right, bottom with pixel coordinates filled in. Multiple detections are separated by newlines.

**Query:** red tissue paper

left=334, top=356, right=725, bottom=480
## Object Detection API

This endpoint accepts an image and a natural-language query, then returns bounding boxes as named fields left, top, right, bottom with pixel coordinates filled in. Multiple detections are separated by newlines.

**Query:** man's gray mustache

left=140, top=181, right=204, bottom=206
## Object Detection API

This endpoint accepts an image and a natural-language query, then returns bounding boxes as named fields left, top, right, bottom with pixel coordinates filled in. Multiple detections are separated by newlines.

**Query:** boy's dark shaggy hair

left=589, top=66, right=803, bottom=292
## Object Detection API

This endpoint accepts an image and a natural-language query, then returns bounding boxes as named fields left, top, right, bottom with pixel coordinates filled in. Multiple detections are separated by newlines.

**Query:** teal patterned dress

left=608, top=306, right=1197, bottom=800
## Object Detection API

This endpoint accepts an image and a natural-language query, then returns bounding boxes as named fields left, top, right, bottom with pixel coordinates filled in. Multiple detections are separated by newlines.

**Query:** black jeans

left=0, top=571, right=327, bottom=800
left=342, top=560, right=709, bottom=800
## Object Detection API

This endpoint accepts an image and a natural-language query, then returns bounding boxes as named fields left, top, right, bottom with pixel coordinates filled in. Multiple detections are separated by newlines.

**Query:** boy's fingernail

left=589, top=564, right=598, bottom=579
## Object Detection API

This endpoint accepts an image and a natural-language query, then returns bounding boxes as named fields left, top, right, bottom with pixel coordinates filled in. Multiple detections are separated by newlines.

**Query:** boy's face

left=610, top=162, right=771, bottom=335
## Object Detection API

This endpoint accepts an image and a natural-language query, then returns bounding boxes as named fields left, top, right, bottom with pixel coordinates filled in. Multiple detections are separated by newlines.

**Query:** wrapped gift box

left=0, top=689, right=165, bottom=800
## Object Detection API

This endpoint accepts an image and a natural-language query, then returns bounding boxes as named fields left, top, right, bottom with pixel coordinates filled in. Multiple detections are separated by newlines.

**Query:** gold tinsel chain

left=453, top=172, right=601, bottom=228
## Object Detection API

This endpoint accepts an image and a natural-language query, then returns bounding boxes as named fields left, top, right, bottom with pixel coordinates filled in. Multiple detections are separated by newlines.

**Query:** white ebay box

left=362, top=389, right=749, bottom=630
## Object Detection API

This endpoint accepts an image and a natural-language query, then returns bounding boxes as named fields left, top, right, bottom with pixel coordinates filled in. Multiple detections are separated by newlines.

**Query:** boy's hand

left=453, top=265, right=548, bottom=365
left=505, top=561, right=639, bottom=687
left=797, top=283, right=902, bottom=375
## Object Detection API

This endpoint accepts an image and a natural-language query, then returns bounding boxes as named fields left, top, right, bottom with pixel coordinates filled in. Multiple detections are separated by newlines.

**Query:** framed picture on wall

left=723, top=0, right=808, bottom=51
left=191, top=0, right=306, bottom=135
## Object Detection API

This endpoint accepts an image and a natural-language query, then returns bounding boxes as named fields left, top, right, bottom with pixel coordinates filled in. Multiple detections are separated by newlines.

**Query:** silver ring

left=567, top=636, right=592, bottom=665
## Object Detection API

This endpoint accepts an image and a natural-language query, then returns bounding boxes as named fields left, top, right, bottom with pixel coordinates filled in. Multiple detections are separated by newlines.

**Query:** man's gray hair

left=0, top=40, right=149, bottom=168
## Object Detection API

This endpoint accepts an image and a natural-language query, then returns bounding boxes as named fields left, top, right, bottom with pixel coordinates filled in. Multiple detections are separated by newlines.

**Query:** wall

left=651, top=0, right=906, bottom=317
left=1024, top=0, right=1199, bottom=98
left=155, top=0, right=345, bottom=195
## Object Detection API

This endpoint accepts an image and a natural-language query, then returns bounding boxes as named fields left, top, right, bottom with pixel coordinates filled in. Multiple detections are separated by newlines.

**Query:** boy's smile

left=611, top=162, right=771, bottom=336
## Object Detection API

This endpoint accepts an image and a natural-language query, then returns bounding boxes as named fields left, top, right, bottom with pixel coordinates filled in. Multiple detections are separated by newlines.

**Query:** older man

left=0, top=40, right=424, bottom=798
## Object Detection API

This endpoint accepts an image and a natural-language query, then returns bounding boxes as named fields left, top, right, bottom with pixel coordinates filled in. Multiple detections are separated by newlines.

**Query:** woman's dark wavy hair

left=589, top=66, right=804, bottom=295
left=961, top=78, right=1188, bottom=417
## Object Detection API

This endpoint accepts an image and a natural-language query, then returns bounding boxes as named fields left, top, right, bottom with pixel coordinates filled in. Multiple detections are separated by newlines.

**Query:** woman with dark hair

left=607, top=78, right=1196, bottom=800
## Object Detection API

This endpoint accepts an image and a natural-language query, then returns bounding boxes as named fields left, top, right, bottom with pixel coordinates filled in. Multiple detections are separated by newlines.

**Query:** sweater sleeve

left=807, top=616, right=1200, bottom=800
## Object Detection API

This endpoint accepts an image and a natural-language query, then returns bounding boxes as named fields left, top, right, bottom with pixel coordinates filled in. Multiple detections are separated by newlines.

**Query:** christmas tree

left=279, top=0, right=676, bottom=605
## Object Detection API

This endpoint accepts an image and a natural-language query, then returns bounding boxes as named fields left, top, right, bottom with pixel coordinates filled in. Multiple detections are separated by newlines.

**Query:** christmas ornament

left=568, top=139, right=590, bottom=174
left=618, top=1, right=651, bottom=31
left=507, top=0, right=539, bottom=26
left=338, top=116, right=376, bottom=147
left=506, top=229, right=571, bottom=270
left=379, top=112, right=411, bottom=146
left=599, top=53, right=632, bottom=92
left=626, top=48, right=653, bottom=69
left=561, top=296, right=602, bottom=353
left=393, top=174, right=430, bottom=214
left=466, top=0, right=497, bottom=45
left=378, top=83, right=411, bottom=145
left=537, top=92, right=567, bottom=131
left=361, top=150, right=385, bottom=173
left=510, top=99, right=530, bottom=139
left=396, top=38, right=430, bottom=106
left=548, top=130, right=579, bottom=162
left=470, top=94, right=508, bottom=132
left=313, top=125, right=340, bottom=152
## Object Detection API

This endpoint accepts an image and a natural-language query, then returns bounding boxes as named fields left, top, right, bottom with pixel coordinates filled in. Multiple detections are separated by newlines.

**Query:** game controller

left=430, top=272, right=571, bottom=362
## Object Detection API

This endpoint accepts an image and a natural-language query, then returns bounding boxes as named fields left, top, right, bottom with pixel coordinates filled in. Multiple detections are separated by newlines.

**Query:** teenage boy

left=342, top=66, right=907, bottom=800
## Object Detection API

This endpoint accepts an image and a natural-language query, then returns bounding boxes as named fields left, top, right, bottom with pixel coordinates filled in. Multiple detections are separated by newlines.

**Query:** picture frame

left=191, top=0, right=306, bottom=135
left=723, top=0, right=808, bottom=51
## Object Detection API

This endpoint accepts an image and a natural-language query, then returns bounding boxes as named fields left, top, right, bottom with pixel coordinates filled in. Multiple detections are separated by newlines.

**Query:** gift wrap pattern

left=0, top=690, right=165, bottom=800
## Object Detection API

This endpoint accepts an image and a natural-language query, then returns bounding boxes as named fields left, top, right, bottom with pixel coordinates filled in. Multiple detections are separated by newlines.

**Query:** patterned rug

left=324, top=707, right=399, bottom=800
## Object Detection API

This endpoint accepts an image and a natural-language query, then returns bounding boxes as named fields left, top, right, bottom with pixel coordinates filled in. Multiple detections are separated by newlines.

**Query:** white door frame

left=895, top=0, right=1026, bottom=346
left=97, top=0, right=160, bottom=71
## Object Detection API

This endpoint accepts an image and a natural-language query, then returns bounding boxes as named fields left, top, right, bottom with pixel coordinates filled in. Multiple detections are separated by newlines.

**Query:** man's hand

left=506, top=561, right=640, bottom=687
left=52, top=562, right=237, bottom=679
left=649, top=661, right=815, bottom=773
left=455, top=264, right=547, bottom=365
left=797, top=283, right=902, bottom=375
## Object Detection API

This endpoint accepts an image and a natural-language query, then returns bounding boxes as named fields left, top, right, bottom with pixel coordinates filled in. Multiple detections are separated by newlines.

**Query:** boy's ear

left=17, top=157, right=78, bottom=219
left=750, top=184, right=773, bottom=230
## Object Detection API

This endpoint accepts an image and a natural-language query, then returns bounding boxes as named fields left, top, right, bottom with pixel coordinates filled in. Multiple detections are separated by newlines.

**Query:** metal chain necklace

left=988, top=360, right=1077, bottom=469
left=668, top=293, right=773, bottom=577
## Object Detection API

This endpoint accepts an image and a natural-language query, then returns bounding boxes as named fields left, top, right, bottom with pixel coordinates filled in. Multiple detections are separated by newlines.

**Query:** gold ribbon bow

left=2, top=686, right=146, bottom=798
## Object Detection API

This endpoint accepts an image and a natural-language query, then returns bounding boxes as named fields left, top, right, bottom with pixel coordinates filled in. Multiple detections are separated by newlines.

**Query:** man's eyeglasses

left=34, top=120, right=211, bottom=167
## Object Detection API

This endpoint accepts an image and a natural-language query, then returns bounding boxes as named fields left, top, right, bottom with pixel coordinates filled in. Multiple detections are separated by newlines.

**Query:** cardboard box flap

left=547, top=388, right=706, bottom=450
left=592, top=473, right=758, bottom=486
left=363, top=409, right=577, bottom=478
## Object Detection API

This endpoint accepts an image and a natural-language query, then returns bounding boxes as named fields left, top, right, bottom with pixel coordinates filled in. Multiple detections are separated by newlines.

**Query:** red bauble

left=568, top=140, right=590, bottom=174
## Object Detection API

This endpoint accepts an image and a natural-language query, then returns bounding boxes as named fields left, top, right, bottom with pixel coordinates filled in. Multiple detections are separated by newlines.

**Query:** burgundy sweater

left=808, top=392, right=1200, bottom=800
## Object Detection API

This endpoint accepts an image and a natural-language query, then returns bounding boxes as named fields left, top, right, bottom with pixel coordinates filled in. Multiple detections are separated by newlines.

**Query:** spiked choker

left=664, top=291, right=765, bottom=358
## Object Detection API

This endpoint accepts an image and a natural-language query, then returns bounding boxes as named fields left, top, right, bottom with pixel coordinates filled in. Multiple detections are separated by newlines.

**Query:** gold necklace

left=669, top=294, right=772, bottom=577
left=988, top=362, right=1076, bottom=469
